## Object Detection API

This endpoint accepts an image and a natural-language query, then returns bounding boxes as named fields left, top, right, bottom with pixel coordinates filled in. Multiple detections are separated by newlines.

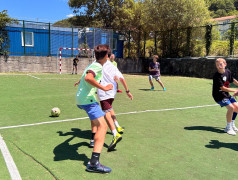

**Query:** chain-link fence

left=3, top=20, right=114, bottom=57
left=2, top=20, right=238, bottom=58
left=122, top=22, right=238, bottom=58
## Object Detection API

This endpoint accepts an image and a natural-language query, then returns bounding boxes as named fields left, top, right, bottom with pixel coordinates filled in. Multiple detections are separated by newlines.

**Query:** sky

left=0, top=0, right=78, bottom=23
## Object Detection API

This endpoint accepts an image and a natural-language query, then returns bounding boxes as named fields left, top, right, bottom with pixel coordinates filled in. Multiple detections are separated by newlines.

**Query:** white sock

left=232, top=120, right=236, bottom=127
left=112, top=129, right=117, bottom=137
left=227, top=122, right=232, bottom=129
left=114, top=121, right=120, bottom=128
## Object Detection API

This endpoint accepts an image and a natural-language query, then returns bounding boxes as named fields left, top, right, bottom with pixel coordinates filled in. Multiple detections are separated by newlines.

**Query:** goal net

left=58, top=47, right=94, bottom=74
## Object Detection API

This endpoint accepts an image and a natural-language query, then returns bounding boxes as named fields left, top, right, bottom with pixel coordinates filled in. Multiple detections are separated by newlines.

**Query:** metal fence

left=2, top=19, right=238, bottom=58
left=123, top=22, right=238, bottom=58
left=3, top=20, right=113, bottom=57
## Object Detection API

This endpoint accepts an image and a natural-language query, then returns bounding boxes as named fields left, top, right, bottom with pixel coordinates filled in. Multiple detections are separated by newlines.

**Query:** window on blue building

left=101, top=33, right=107, bottom=44
left=21, top=32, right=34, bottom=47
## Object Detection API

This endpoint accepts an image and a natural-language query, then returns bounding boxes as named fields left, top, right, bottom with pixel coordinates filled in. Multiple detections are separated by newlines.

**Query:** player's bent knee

left=233, top=102, right=238, bottom=108
left=226, top=104, right=235, bottom=111
left=231, top=106, right=236, bottom=112
left=234, top=106, right=238, bottom=112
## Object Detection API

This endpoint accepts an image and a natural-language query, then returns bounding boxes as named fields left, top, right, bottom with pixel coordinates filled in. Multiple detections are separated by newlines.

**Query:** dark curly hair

left=94, top=44, right=109, bottom=60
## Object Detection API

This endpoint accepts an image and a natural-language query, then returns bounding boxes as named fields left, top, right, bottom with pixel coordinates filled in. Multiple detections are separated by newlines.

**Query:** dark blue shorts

left=217, top=97, right=237, bottom=107
left=77, top=102, right=105, bottom=120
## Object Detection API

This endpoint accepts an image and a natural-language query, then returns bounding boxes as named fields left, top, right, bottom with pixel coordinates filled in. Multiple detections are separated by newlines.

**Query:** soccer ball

left=51, top=107, right=60, bottom=117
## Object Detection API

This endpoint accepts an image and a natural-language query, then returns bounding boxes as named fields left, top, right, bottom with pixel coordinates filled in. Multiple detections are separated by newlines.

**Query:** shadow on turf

left=205, top=140, right=238, bottom=151
left=53, top=128, right=110, bottom=166
left=184, top=126, right=225, bottom=134
left=138, top=89, right=162, bottom=91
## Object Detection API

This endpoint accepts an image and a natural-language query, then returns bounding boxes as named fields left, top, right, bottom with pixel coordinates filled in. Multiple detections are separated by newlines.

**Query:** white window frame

left=21, top=31, right=34, bottom=47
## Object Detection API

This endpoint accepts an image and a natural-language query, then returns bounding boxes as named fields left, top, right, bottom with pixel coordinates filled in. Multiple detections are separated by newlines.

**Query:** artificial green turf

left=0, top=73, right=237, bottom=179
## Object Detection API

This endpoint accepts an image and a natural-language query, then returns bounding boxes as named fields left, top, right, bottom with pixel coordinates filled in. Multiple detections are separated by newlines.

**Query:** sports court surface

left=0, top=73, right=237, bottom=180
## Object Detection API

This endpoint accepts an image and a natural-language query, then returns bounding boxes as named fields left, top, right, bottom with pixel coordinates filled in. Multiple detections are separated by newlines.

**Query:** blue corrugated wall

left=6, top=27, right=50, bottom=56
left=5, top=26, right=124, bottom=58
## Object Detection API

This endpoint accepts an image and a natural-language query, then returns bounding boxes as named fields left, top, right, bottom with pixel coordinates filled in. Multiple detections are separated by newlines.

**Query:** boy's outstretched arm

left=119, top=77, right=133, bottom=100
left=220, top=86, right=236, bottom=93
left=232, top=79, right=238, bottom=97
left=85, top=72, right=113, bottom=91
left=74, top=79, right=81, bottom=86
left=233, top=79, right=238, bottom=86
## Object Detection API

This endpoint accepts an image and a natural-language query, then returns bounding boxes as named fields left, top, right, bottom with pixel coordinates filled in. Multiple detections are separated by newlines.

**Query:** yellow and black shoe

left=108, top=133, right=122, bottom=152
left=116, top=126, right=125, bottom=134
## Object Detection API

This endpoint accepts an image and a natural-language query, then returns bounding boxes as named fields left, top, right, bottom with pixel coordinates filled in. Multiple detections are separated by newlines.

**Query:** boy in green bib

left=75, top=44, right=113, bottom=173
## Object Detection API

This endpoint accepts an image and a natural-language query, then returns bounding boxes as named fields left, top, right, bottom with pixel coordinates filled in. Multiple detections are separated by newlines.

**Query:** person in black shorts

left=72, top=55, right=79, bottom=74
left=212, top=58, right=238, bottom=135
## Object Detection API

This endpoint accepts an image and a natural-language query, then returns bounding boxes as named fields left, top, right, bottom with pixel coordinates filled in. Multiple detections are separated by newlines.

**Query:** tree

left=67, top=0, right=146, bottom=57
left=53, top=15, right=100, bottom=27
left=145, top=0, right=210, bottom=31
left=53, top=18, right=73, bottom=27
left=0, top=10, right=17, bottom=56
left=118, top=1, right=146, bottom=57
left=111, top=0, right=137, bottom=31
left=235, top=0, right=238, bottom=10
left=56, top=0, right=138, bottom=31
left=143, top=0, right=210, bottom=57
left=207, top=0, right=236, bottom=17
left=68, top=0, right=124, bottom=28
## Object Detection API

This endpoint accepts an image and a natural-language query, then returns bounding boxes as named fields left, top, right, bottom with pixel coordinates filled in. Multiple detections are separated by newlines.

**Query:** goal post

left=58, top=47, right=94, bottom=74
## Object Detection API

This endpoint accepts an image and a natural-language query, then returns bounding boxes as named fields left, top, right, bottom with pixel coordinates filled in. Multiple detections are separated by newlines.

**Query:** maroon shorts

left=100, top=98, right=114, bottom=112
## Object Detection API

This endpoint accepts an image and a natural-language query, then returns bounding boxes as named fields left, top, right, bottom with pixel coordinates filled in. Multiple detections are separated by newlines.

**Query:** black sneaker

left=86, top=161, right=112, bottom=173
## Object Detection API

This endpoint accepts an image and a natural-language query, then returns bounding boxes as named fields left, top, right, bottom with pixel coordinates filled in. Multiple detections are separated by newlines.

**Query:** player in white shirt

left=89, top=53, right=133, bottom=151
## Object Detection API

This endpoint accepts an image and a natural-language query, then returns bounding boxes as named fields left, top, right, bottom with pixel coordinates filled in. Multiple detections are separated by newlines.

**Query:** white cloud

left=66, top=14, right=74, bottom=18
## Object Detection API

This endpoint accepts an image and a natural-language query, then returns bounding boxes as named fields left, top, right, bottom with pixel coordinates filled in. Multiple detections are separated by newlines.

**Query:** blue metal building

left=5, top=21, right=124, bottom=58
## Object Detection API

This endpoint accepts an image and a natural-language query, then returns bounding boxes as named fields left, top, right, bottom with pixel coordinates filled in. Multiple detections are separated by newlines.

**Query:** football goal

left=58, top=47, right=94, bottom=74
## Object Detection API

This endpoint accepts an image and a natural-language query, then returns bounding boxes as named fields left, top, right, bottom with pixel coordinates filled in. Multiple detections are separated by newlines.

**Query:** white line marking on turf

left=27, top=74, right=41, bottom=79
left=0, top=74, right=78, bottom=80
left=0, top=134, right=22, bottom=180
left=0, top=117, right=90, bottom=130
left=116, top=104, right=218, bottom=115
left=42, top=78, right=79, bottom=80
left=0, top=104, right=218, bottom=130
